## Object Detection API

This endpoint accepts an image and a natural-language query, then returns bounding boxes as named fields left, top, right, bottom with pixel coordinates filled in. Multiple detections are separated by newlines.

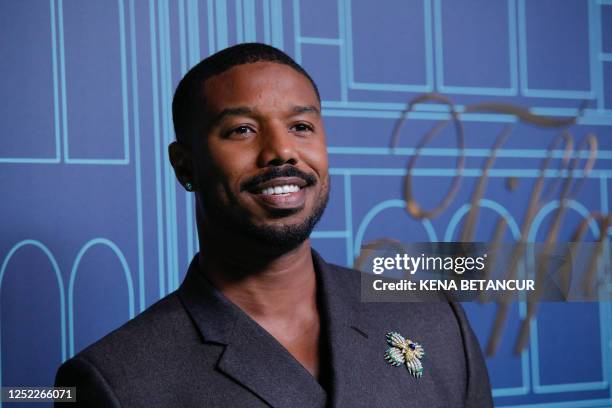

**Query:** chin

left=244, top=220, right=314, bottom=249
left=204, top=183, right=329, bottom=249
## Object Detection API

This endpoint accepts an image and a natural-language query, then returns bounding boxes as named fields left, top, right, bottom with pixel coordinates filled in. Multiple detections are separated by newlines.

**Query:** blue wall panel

left=62, top=0, right=128, bottom=162
left=0, top=1, right=57, bottom=161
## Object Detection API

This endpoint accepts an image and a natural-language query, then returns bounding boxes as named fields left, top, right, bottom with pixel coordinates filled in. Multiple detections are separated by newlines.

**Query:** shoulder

left=55, top=291, right=226, bottom=406
left=55, top=291, right=201, bottom=384
left=78, top=292, right=194, bottom=361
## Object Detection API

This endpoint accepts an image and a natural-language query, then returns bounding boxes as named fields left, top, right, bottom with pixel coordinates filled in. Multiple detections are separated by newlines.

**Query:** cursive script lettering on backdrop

left=358, top=93, right=608, bottom=357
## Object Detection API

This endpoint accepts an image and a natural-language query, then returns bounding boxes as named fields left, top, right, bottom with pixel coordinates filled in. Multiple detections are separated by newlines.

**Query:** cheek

left=205, top=142, right=250, bottom=180
left=302, top=140, right=329, bottom=177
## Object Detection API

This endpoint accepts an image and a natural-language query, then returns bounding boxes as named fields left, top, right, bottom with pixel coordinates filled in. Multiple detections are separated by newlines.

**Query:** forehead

left=201, top=61, right=319, bottom=113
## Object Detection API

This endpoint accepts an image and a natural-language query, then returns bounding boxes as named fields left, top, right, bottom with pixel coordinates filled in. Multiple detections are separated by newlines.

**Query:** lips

left=241, top=167, right=317, bottom=212
left=249, top=177, right=308, bottom=210
left=241, top=166, right=316, bottom=191
left=261, top=184, right=300, bottom=195
left=251, top=176, right=308, bottom=193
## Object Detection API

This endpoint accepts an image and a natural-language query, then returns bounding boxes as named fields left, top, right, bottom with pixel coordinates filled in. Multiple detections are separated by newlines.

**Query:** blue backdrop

left=1, top=1, right=611, bottom=407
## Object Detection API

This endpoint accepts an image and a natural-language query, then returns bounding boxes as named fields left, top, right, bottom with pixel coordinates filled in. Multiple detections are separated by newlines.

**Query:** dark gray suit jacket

left=55, top=251, right=493, bottom=407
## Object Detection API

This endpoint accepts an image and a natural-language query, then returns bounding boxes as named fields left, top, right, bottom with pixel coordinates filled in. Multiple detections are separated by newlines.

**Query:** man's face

left=192, top=61, right=329, bottom=248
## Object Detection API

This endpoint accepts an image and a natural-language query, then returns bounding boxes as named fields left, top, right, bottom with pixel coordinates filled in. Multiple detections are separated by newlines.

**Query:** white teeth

left=260, top=184, right=300, bottom=195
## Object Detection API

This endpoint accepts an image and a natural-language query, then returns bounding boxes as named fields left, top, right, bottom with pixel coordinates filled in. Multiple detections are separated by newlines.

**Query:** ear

left=168, top=141, right=195, bottom=191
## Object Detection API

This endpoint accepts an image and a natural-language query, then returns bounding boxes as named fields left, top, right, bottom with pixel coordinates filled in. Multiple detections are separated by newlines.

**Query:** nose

left=257, top=124, right=298, bottom=167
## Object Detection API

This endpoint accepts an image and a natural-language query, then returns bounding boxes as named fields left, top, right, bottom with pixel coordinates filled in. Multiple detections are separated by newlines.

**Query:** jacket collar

left=177, top=249, right=370, bottom=407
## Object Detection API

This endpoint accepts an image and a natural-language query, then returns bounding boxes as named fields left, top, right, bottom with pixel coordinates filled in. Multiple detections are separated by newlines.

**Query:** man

left=55, top=43, right=492, bottom=407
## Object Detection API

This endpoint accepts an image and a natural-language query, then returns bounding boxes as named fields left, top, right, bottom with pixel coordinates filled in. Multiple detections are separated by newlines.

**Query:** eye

left=291, top=123, right=314, bottom=133
left=225, top=125, right=255, bottom=139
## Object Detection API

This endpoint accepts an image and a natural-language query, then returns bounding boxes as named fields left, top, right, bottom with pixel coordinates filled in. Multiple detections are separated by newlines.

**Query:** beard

left=201, top=178, right=330, bottom=250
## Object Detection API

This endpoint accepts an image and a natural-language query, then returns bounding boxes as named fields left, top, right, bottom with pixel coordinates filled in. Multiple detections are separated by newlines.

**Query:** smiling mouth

left=247, top=177, right=309, bottom=211
left=259, top=184, right=300, bottom=195
left=248, top=175, right=309, bottom=195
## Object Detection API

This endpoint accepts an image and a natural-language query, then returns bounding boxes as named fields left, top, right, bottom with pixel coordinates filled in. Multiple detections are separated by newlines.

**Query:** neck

left=197, top=220, right=318, bottom=320
left=196, top=212, right=323, bottom=380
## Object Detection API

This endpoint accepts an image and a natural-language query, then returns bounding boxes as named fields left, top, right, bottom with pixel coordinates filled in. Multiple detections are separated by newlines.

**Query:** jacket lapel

left=311, top=251, right=376, bottom=407
left=178, top=256, right=327, bottom=408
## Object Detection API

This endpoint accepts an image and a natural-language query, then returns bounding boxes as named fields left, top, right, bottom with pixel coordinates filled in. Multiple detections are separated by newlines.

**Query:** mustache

left=241, top=166, right=317, bottom=192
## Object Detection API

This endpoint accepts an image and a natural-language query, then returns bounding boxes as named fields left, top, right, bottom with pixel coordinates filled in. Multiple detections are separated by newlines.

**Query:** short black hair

left=172, top=42, right=320, bottom=146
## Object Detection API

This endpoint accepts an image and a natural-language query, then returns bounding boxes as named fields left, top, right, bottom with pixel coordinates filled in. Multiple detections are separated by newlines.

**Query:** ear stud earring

left=185, top=182, right=193, bottom=191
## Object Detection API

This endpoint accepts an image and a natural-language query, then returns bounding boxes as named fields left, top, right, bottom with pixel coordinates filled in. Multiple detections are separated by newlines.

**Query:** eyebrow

left=293, top=105, right=320, bottom=115
left=210, top=104, right=320, bottom=127
left=211, top=107, right=254, bottom=126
